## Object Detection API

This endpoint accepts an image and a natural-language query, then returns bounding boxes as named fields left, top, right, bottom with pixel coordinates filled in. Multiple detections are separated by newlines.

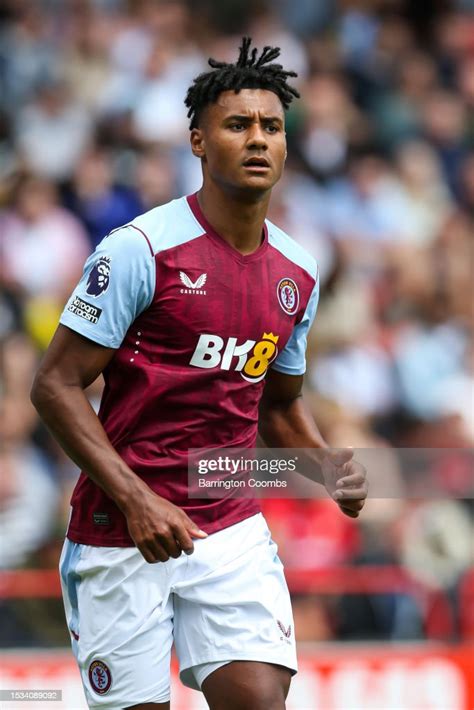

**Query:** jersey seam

left=186, top=194, right=270, bottom=264
left=267, top=239, right=319, bottom=285
left=128, top=224, right=154, bottom=257
left=271, top=361, right=306, bottom=375
left=297, top=273, right=319, bottom=325
left=185, top=194, right=208, bottom=234
left=66, top=506, right=261, bottom=546
left=107, top=223, right=158, bottom=313
left=59, top=319, right=120, bottom=349
left=152, top=231, right=207, bottom=260
left=105, top=223, right=154, bottom=258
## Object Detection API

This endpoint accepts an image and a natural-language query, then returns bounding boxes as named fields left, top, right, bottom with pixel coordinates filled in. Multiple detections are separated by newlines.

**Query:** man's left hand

left=321, top=450, right=368, bottom=518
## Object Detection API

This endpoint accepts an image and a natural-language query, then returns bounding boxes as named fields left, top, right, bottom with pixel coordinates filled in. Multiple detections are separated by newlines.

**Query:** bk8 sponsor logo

left=190, top=332, right=279, bottom=383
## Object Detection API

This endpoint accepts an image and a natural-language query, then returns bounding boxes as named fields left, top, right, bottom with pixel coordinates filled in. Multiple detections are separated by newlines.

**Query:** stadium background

left=0, top=0, right=473, bottom=707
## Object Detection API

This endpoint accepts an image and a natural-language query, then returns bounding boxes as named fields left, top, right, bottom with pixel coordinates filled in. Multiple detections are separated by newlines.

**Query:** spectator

left=0, top=1, right=58, bottom=112
left=325, top=154, right=412, bottom=262
left=134, top=147, right=178, bottom=211
left=1, top=174, right=90, bottom=301
left=421, top=89, right=469, bottom=195
left=372, top=51, right=438, bottom=147
left=14, top=80, right=93, bottom=181
left=298, top=74, right=367, bottom=177
left=61, top=7, right=113, bottom=115
left=0, top=333, right=60, bottom=569
left=399, top=500, right=473, bottom=590
left=132, top=39, right=205, bottom=144
left=66, top=147, right=142, bottom=249
left=394, top=139, right=453, bottom=245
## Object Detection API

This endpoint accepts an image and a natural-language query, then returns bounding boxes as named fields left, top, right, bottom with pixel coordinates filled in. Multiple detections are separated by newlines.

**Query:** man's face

left=191, top=89, right=287, bottom=197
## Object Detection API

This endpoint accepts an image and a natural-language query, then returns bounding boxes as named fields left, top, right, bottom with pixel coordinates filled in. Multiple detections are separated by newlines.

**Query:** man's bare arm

left=259, top=369, right=367, bottom=518
left=31, top=324, right=207, bottom=562
left=259, top=370, right=327, bottom=466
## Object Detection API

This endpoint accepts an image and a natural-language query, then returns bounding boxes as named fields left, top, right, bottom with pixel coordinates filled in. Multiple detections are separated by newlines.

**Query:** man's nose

left=246, top=124, right=268, bottom=150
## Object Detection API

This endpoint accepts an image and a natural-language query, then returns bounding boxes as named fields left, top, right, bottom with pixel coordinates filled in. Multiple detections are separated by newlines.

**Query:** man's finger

left=336, top=471, right=367, bottom=488
left=150, top=540, right=170, bottom=563
left=338, top=497, right=365, bottom=511
left=333, top=487, right=367, bottom=501
left=173, top=526, right=195, bottom=555
left=139, top=546, right=156, bottom=564
left=339, top=506, right=360, bottom=518
left=325, top=449, right=354, bottom=467
left=184, top=516, right=208, bottom=539
left=159, top=534, right=182, bottom=559
left=141, top=541, right=169, bottom=564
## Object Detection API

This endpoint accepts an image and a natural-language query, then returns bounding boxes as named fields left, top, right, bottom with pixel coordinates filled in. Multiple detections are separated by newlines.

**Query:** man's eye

left=266, top=125, right=279, bottom=133
left=230, top=123, right=245, bottom=131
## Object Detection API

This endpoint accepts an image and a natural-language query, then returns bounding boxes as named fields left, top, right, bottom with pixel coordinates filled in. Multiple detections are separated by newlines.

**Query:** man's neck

left=197, top=184, right=271, bottom=256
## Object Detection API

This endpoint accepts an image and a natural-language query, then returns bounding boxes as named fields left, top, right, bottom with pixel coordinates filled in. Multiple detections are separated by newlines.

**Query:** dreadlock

left=185, top=36, right=299, bottom=129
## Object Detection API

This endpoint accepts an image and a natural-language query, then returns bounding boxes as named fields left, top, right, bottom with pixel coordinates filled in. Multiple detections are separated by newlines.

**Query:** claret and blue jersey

left=60, top=193, right=319, bottom=545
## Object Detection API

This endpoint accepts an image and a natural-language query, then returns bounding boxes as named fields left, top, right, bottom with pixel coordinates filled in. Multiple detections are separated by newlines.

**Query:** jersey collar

left=186, top=193, right=269, bottom=264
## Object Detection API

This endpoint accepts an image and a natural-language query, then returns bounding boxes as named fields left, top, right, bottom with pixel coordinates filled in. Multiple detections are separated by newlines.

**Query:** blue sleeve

left=59, top=226, right=155, bottom=348
left=272, top=279, right=319, bottom=376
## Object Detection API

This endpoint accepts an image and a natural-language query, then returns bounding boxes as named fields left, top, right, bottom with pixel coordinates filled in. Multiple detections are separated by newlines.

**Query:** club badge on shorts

left=89, top=660, right=112, bottom=695
left=277, top=278, right=299, bottom=315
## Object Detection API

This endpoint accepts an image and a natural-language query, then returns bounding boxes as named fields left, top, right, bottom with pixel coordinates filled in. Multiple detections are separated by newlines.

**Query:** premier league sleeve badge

left=86, top=256, right=111, bottom=297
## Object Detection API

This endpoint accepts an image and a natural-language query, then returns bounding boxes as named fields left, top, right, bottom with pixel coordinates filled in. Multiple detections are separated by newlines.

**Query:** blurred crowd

left=0, top=0, right=473, bottom=646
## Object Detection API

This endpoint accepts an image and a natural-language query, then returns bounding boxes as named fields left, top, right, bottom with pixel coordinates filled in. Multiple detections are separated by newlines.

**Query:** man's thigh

left=174, top=514, right=297, bottom=692
left=202, top=661, right=291, bottom=710
left=60, top=540, right=175, bottom=708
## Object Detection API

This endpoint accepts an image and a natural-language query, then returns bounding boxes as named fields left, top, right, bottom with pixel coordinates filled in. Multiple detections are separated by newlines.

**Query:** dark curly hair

left=184, top=36, right=299, bottom=130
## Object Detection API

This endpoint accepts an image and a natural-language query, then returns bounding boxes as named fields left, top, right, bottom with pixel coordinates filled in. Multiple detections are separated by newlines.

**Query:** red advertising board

left=1, top=645, right=473, bottom=709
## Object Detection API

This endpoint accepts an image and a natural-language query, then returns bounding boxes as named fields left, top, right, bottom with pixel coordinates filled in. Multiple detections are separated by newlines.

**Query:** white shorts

left=59, top=513, right=297, bottom=709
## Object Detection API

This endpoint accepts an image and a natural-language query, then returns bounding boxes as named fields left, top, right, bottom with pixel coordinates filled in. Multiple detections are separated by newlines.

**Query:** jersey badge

left=277, top=278, right=299, bottom=315
left=179, top=271, right=207, bottom=295
left=86, top=256, right=111, bottom=297
left=89, top=660, right=112, bottom=695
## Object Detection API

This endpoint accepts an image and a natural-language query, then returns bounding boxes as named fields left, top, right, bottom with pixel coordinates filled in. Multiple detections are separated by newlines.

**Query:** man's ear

left=190, top=128, right=205, bottom=159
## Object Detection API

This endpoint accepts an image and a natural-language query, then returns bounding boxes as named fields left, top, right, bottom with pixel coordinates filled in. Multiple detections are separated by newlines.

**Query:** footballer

left=31, top=37, right=368, bottom=710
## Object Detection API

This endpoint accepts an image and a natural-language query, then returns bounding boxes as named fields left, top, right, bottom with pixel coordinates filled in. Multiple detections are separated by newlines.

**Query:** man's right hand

left=123, top=488, right=208, bottom=563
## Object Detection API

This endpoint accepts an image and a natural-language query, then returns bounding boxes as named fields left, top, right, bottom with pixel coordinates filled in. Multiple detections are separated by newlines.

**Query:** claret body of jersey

left=61, top=193, right=319, bottom=545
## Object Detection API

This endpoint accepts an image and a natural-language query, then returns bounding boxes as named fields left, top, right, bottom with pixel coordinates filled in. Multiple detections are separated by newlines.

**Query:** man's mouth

left=243, top=157, right=270, bottom=171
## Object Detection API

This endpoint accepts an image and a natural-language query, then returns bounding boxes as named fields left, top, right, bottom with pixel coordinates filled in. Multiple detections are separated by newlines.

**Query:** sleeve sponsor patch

left=67, top=296, right=102, bottom=324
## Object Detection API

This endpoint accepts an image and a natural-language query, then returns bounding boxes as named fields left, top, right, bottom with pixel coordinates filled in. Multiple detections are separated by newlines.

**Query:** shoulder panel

left=266, top=219, right=318, bottom=283
left=131, top=196, right=205, bottom=255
